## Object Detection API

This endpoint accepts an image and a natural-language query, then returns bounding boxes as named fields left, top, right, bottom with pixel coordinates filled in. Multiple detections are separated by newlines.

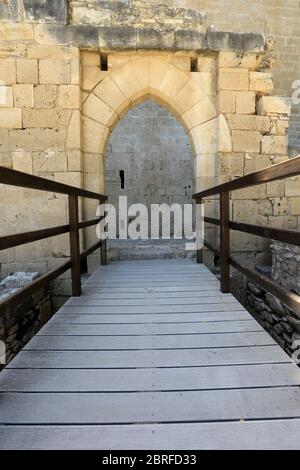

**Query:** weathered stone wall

left=67, top=0, right=300, bottom=152
left=0, top=35, right=81, bottom=289
left=272, top=241, right=300, bottom=295
left=0, top=47, right=296, bottom=284
left=1, top=2, right=299, bottom=149
left=202, top=0, right=300, bottom=152
left=216, top=53, right=294, bottom=267
left=238, top=241, right=300, bottom=363
left=69, top=0, right=207, bottom=30
left=0, top=0, right=68, bottom=23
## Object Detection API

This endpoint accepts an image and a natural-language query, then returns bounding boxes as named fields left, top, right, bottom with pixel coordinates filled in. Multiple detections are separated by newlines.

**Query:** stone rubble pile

left=247, top=282, right=300, bottom=363
left=0, top=272, right=53, bottom=366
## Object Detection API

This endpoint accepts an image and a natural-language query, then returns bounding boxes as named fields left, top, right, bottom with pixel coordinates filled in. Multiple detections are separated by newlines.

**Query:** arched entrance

left=79, top=53, right=232, bottom=257
left=104, top=98, right=193, bottom=259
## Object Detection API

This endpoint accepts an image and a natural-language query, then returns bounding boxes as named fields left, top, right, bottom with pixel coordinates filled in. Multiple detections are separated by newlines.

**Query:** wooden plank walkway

left=1, top=259, right=300, bottom=449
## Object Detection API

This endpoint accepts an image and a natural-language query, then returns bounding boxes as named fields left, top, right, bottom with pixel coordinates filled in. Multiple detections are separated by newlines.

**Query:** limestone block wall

left=201, top=0, right=300, bottom=152
left=69, top=0, right=207, bottom=31
left=1, top=1, right=300, bottom=148
left=215, top=51, right=297, bottom=265
left=0, top=39, right=81, bottom=290
left=0, top=46, right=296, bottom=281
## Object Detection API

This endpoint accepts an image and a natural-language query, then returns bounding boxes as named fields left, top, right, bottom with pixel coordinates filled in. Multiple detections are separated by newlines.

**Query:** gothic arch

left=80, top=56, right=232, bottom=193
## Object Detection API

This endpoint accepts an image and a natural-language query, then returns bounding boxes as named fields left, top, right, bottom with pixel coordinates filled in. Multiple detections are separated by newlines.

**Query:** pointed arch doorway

left=80, top=54, right=232, bottom=261
left=105, top=98, right=194, bottom=260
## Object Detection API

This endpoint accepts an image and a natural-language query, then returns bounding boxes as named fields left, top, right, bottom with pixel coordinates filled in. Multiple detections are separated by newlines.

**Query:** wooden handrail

left=193, top=156, right=300, bottom=314
left=0, top=259, right=72, bottom=316
left=194, top=155, right=300, bottom=199
left=0, top=218, right=102, bottom=251
left=78, top=218, right=101, bottom=230
left=0, top=166, right=107, bottom=201
left=0, top=225, right=70, bottom=251
left=0, top=166, right=108, bottom=315
left=204, top=217, right=300, bottom=246
left=202, top=240, right=300, bottom=314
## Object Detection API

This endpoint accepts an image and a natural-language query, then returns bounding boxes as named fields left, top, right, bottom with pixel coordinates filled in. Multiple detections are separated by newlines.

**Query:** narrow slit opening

left=120, top=170, right=125, bottom=189
left=190, top=57, right=198, bottom=72
left=100, top=53, right=108, bottom=71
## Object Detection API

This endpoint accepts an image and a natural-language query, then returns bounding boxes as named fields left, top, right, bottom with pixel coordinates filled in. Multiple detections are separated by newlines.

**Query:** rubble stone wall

left=0, top=283, right=54, bottom=366
left=246, top=282, right=300, bottom=364
left=244, top=241, right=300, bottom=363
left=272, top=241, right=300, bottom=295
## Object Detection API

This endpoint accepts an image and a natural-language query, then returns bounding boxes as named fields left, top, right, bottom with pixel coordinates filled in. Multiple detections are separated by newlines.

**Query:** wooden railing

left=193, top=156, right=300, bottom=315
left=0, top=167, right=107, bottom=316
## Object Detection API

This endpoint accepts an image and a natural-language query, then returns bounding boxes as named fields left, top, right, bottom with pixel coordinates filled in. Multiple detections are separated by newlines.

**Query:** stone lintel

left=206, top=29, right=265, bottom=52
left=39, top=24, right=265, bottom=53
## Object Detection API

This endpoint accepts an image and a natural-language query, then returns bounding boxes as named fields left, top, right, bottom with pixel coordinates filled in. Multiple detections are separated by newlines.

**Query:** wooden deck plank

left=85, top=272, right=217, bottom=277
left=37, top=320, right=262, bottom=336
left=83, top=274, right=218, bottom=282
left=1, top=259, right=299, bottom=450
left=50, top=312, right=249, bottom=324
left=88, top=274, right=216, bottom=279
left=1, top=420, right=300, bottom=450
left=65, top=297, right=239, bottom=306
left=85, top=281, right=218, bottom=286
left=1, top=387, right=300, bottom=424
left=80, top=291, right=234, bottom=299
left=83, top=286, right=222, bottom=293
left=7, top=346, right=290, bottom=369
left=23, top=331, right=277, bottom=351
left=1, top=363, right=299, bottom=393
left=58, top=304, right=245, bottom=314
left=85, top=269, right=217, bottom=276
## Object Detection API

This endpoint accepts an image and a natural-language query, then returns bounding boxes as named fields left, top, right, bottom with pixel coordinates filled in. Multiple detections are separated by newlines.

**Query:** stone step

left=107, top=241, right=196, bottom=261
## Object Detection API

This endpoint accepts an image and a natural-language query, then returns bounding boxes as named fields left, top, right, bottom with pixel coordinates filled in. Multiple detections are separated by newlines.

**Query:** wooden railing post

left=220, top=191, right=230, bottom=293
left=101, top=239, right=107, bottom=266
left=68, top=194, right=81, bottom=296
left=100, top=204, right=107, bottom=266
left=196, top=199, right=203, bottom=264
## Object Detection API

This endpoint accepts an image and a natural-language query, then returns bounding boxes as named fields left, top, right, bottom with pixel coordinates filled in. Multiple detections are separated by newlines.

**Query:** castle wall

left=0, top=1, right=298, bottom=296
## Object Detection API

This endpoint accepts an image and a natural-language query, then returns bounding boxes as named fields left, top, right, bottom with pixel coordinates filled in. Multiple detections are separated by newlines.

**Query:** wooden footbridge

left=1, top=159, right=300, bottom=449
